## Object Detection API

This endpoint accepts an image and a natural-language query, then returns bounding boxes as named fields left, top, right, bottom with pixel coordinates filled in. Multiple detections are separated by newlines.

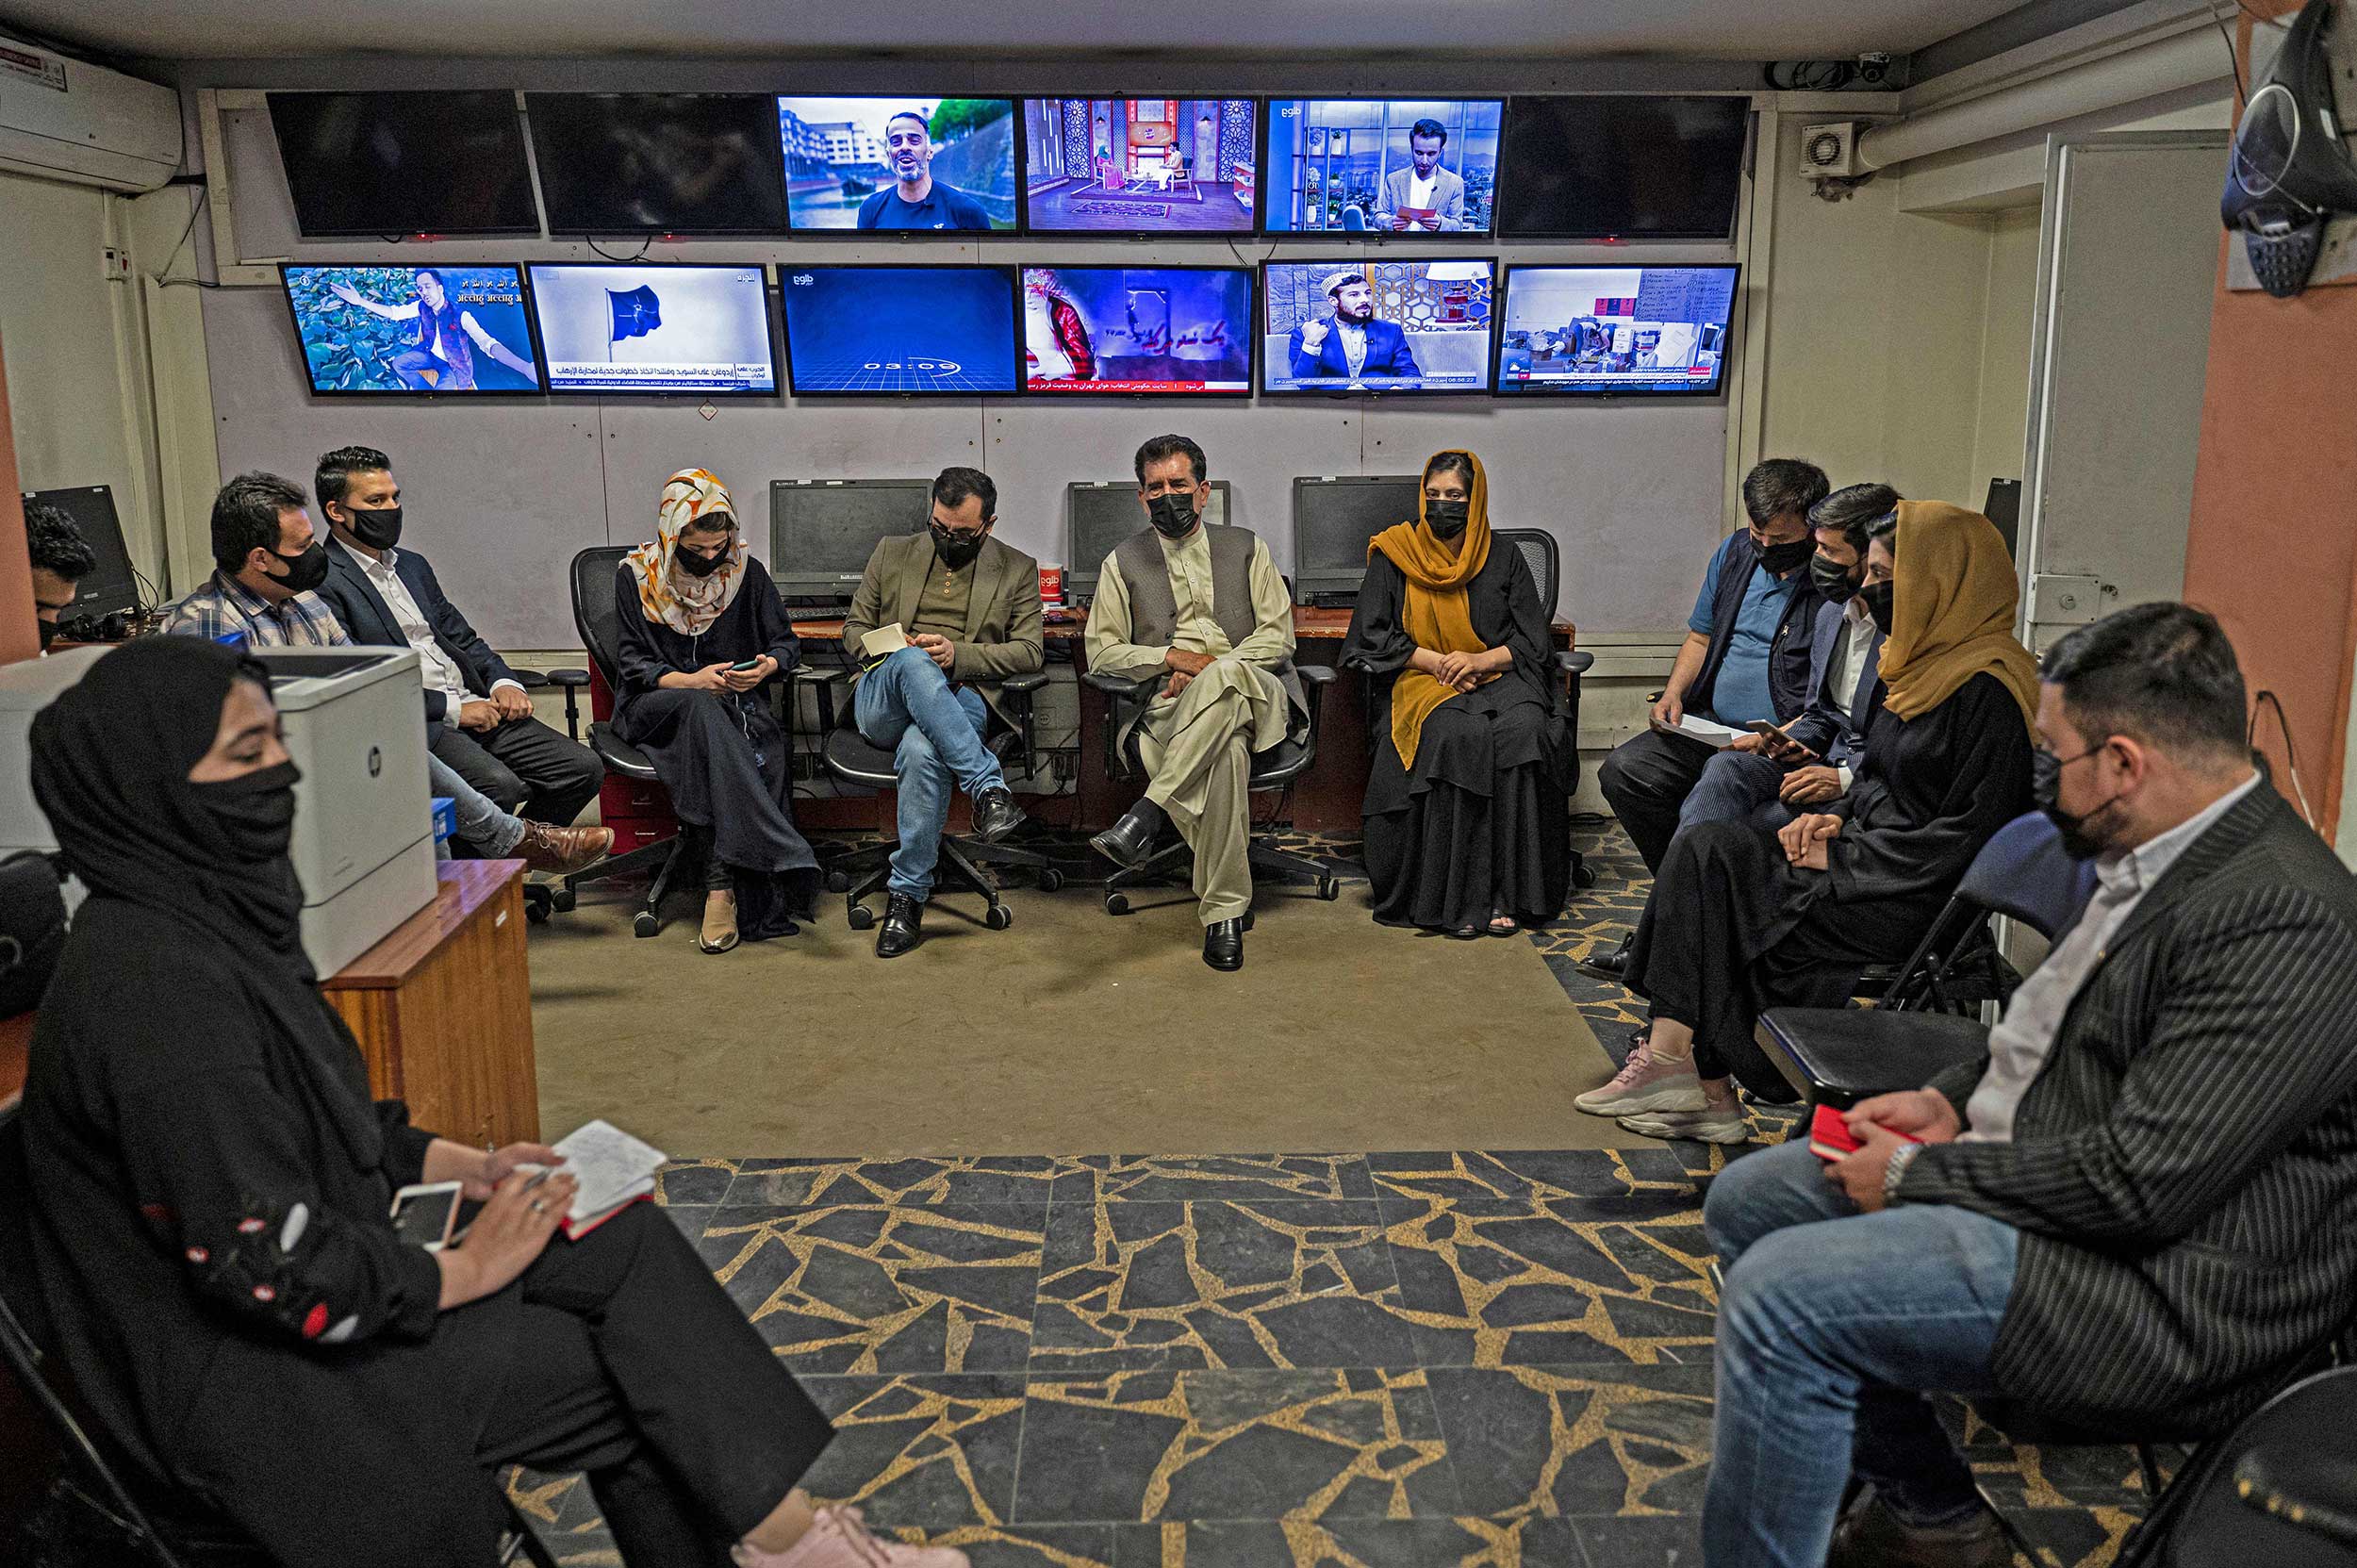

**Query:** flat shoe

left=700, top=893, right=740, bottom=954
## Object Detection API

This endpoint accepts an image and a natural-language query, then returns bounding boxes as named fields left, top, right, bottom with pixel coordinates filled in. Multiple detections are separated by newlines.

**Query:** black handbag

left=0, top=850, right=67, bottom=1018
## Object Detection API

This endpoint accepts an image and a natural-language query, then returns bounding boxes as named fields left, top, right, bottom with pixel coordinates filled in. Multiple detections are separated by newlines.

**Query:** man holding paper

left=841, top=467, right=1038, bottom=957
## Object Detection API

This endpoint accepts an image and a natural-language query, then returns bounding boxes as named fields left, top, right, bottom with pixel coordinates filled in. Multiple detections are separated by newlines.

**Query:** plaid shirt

left=162, top=571, right=352, bottom=649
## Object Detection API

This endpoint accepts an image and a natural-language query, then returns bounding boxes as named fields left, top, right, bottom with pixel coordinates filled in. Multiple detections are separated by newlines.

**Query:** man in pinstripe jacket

left=1699, top=603, right=2357, bottom=1568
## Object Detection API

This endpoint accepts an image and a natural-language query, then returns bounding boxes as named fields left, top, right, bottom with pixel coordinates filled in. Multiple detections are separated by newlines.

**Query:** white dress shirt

left=359, top=547, right=521, bottom=713
left=1821, top=596, right=1879, bottom=790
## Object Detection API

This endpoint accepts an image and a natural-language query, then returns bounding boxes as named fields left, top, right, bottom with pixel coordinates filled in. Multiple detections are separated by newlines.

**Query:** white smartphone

left=388, top=1180, right=465, bottom=1252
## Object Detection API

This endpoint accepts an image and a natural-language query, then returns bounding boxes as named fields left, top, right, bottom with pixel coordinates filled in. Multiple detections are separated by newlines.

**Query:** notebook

left=551, top=1119, right=669, bottom=1240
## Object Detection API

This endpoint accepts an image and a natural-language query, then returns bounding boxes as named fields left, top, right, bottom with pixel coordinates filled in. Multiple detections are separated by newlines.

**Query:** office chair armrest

left=1296, top=664, right=1337, bottom=686
left=514, top=669, right=550, bottom=689
left=1081, top=669, right=1163, bottom=702
left=545, top=668, right=590, bottom=687
left=793, top=664, right=852, bottom=686
left=1555, top=650, right=1594, bottom=676
left=1000, top=670, right=1050, bottom=695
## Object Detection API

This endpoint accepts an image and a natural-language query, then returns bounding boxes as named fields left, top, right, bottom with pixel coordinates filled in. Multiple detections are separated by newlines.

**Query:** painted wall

left=0, top=324, right=36, bottom=664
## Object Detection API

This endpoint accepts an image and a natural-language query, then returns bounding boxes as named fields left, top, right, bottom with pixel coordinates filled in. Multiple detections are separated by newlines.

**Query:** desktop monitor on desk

left=1293, top=475, right=1420, bottom=605
left=1063, top=479, right=1230, bottom=605
left=769, top=478, right=931, bottom=603
left=24, top=485, right=141, bottom=628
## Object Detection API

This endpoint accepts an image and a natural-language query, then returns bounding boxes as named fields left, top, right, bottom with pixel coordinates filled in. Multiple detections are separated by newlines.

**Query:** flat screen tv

left=1019, top=98, right=1258, bottom=234
left=1292, top=476, right=1421, bottom=604
left=1020, top=266, right=1252, bottom=396
left=1261, top=98, right=1504, bottom=235
left=1495, top=265, right=1740, bottom=397
left=527, top=93, right=788, bottom=235
left=1064, top=480, right=1232, bottom=603
left=1497, top=96, right=1750, bottom=239
left=777, top=97, right=1019, bottom=232
left=280, top=264, right=543, bottom=395
left=1260, top=259, right=1495, bottom=396
left=526, top=263, right=777, bottom=396
left=268, top=91, right=538, bottom=238
left=768, top=478, right=931, bottom=600
left=779, top=265, right=1020, bottom=396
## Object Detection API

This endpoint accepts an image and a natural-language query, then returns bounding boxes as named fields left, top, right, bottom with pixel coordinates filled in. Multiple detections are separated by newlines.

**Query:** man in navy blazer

left=1286, top=272, right=1421, bottom=386
left=312, top=445, right=603, bottom=830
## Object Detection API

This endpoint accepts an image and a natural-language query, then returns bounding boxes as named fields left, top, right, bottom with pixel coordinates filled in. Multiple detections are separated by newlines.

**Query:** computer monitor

left=768, top=478, right=931, bottom=602
left=24, top=485, right=140, bottom=624
left=1063, top=479, right=1231, bottom=604
left=525, top=262, right=777, bottom=396
left=1292, top=476, right=1420, bottom=604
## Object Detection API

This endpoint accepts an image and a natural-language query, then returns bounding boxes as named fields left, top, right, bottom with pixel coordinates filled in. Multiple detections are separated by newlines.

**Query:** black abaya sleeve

left=1492, top=548, right=1556, bottom=696
left=371, top=1098, right=437, bottom=1190
left=1824, top=673, right=2032, bottom=904
left=740, top=556, right=800, bottom=679
left=613, top=565, right=678, bottom=697
left=1340, top=555, right=1415, bottom=674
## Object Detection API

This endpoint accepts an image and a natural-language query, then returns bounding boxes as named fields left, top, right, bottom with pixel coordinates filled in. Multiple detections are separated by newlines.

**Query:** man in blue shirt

left=855, top=109, right=995, bottom=231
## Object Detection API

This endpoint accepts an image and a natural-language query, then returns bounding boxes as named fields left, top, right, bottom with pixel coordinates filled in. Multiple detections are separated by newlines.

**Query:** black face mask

left=1425, top=500, right=1471, bottom=540
left=190, top=760, right=303, bottom=864
left=1757, top=536, right=1815, bottom=575
left=1809, top=553, right=1859, bottom=603
left=341, top=503, right=403, bottom=552
left=1146, top=493, right=1199, bottom=540
left=2031, top=747, right=2120, bottom=860
left=1859, top=581, right=1895, bottom=635
left=37, top=620, right=58, bottom=652
left=268, top=543, right=330, bottom=595
left=673, top=543, right=729, bottom=578
left=931, top=522, right=986, bottom=569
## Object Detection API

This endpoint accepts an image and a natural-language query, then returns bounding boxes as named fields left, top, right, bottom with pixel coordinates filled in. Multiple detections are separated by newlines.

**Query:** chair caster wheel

left=632, top=912, right=660, bottom=938
left=985, top=903, right=1014, bottom=931
left=1105, top=892, right=1131, bottom=916
left=525, top=900, right=550, bottom=925
left=824, top=871, right=850, bottom=894
left=551, top=886, right=576, bottom=913
left=1574, top=864, right=1599, bottom=890
left=1317, top=879, right=1341, bottom=901
left=1038, top=867, right=1064, bottom=893
left=848, top=904, right=877, bottom=931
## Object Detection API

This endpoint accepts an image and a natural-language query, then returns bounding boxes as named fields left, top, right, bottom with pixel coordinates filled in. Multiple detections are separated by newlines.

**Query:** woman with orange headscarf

left=1579, top=501, right=2036, bottom=1141
left=612, top=468, right=819, bottom=953
left=1340, top=450, right=1572, bottom=936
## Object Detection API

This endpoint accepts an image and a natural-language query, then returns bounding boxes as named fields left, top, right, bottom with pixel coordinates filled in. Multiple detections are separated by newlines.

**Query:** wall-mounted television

left=779, top=265, right=1020, bottom=396
left=268, top=91, right=538, bottom=238
left=777, top=97, right=1019, bottom=231
left=1021, top=266, right=1252, bottom=396
left=1496, top=96, right=1750, bottom=240
left=1495, top=264, right=1740, bottom=397
left=527, top=93, right=788, bottom=235
left=280, top=264, right=543, bottom=396
left=1260, top=98, right=1504, bottom=235
left=525, top=263, right=776, bottom=396
left=1019, top=98, right=1258, bottom=234
left=1260, top=259, right=1495, bottom=396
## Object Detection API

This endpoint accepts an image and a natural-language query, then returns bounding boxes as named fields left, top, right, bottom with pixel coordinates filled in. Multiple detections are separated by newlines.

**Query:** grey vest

left=1113, top=523, right=1261, bottom=650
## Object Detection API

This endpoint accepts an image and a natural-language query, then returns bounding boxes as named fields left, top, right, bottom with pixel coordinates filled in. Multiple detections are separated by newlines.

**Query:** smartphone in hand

left=729, top=657, right=763, bottom=672
left=389, top=1180, right=465, bottom=1251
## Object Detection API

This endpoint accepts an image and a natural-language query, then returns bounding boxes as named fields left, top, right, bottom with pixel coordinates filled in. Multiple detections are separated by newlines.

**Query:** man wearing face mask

left=1288, top=272, right=1422, bottom=388
left=1085, top=434, right=1305, bottom=971
left=839, top=466, right=1038, bottom=957
left=313, top=446, right=603, bottom=835
left=25, top=502, right=95, bottom=652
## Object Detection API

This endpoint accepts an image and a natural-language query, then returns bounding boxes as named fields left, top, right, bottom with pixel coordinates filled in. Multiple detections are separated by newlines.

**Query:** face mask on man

left=2032, top=746, right=2123, bottom=859
left=1859, top=580, right=1895, bottom=635
left=191, top=760, right=303, bottom=863
left=931, top=522, right=986, bottom=569
left=342, top=503, right=404, bottom=552
left=1425, top=500, right=1471, bottom=540
left=1146, top=493, right=1198, bottom=540
left=1809, top=553, right=1859, bottom=603
left=673, top=542, right=730, bottom=578
left=269, top=543, right=331, bottom=595
left=1757, top=536, right=1816, bottom=574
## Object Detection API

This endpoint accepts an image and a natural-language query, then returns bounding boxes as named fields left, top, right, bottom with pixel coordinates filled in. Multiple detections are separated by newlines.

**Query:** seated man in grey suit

left=1677, top=483, right=1896, bottom=835
left=840, top=466, right=1034, bottom=958
left=1374, top=118, right=1468, bottom=232
left=1700, top=602, right=2357, bottom=1568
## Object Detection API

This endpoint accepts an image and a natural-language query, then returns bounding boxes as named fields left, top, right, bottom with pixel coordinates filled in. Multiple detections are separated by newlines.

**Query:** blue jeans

left=1701, top=1142, right=2020, bottom=1568
left=432, top=753, right=525, bottom=856
left=854, top=646, right=1002, bottom=900
left=1678, top=748, right=1796, bottom=836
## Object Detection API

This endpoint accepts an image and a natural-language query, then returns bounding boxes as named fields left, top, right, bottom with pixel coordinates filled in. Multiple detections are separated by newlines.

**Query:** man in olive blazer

left=839, top=467, right=1041, bottom=955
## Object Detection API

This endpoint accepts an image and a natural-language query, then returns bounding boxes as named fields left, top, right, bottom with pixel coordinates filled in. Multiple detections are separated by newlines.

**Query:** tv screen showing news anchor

left=1019, top=98, right=1258, bottom=234
left=777, top=96, right=1018, bottom=231
left=1260, top=259, right=1495, bottom=396
left=1261, top=98, right=1502, bottom=235
left=281, top=263, right=542, bottom=395
left=1496, top=264, right=1740, bottom=396
left=1021, top=267, right=1252, bottom=395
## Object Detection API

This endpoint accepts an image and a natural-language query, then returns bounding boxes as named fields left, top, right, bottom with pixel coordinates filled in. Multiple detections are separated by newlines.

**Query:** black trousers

left=1597, top=728, right=1716, bottom=873
left=434, top=715, right=604, bottom=827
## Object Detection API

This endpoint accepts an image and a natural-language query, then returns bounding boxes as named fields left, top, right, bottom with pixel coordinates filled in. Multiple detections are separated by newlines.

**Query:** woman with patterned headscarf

left=612, top=468, right=818, bottom=952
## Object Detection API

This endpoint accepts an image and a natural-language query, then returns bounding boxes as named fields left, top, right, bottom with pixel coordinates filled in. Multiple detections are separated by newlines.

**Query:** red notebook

left=1808, top=1103, right=1921, bottom=1162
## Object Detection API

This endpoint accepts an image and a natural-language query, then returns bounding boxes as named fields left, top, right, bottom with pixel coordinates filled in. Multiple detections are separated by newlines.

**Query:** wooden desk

left=322, top=859, right=540, bottom=1148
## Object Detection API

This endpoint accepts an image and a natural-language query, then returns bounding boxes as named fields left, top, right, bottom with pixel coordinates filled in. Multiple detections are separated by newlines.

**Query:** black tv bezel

left=276, top=262, right=550, bottom=400
left=774, top=94, right=1029, bottom=237
left=1017, top=262, right=1257, bottom=401
left=1063, top=477, right=1236, bottom=601
left=266, top=90, right=542, bottom=239
left=525, top=91, right=792, bottom=239
left=777, top=261, right=1025, bottom=399
left=1492, top=261, right=1743, bottom=400
left=1254, top=95, right=1508, bottom=240
left=524, top=260, right=782, bottom=399
left=1015, top=96, right=1262, bottom=239
left=24, top=485, right=141, bottom=623
left=1256, top=256, right=1502, bottom=399
left=1493, top=94, right=1751, bottom=242
left=767, top=476, right=934, bottom=598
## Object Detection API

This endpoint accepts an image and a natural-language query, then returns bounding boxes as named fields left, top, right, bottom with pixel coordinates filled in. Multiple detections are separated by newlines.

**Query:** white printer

left=0, top=645, right=439, bottom=975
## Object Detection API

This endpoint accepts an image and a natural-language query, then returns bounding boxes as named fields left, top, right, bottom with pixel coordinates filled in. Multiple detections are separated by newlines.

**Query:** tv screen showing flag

left=1019, top=99, right=1258, bottom=234
left=1261, top=98, right=1503, bottom=235
left=780, top=266, right=1020, bottom=396
left=1496, top=265, right=1740, bottom=396
left=1260, top=259, right=1495, bottom=396
left=777, top=97, right=1018, bottom=231
left=1021, top=267, right=1251, bottom=396
left=525, top=263, right=777, bottom=396
left=279, top=264, right=542, bottom=396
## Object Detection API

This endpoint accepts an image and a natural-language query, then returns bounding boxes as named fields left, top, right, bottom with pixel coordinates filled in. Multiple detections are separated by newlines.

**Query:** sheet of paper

left=860, top=622, right=910, bottom=660
left=551, top=1119, right=668, bottom=1225
left=1673, top=715, right=1743, bottom=750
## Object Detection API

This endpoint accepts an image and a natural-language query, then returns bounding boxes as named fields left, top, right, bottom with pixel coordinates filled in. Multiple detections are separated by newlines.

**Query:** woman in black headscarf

left=19, top=638, right=961, bottom=1568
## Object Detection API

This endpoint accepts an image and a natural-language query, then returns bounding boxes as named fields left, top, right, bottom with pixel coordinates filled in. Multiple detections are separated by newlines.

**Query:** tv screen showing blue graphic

left=1261, top=98, right=1503, bottom=235
left=280, top=264, right=541, bottom=396
left=1022, top=268, right=1251, bottom=396
left=1020, top=99, right=1257, bottom=234
left=781, top=267, right=1019, bottom=396
left=777, top=97, right=1018, bottom=231
left=526, top=263, right=776, bottom=396
left=1261, top=259, right=1495, bottom=396
left=1497, top=265, right=1739, bottom=396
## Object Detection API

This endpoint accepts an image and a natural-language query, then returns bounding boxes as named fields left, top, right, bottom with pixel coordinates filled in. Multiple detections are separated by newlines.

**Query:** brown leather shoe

left=513, top=822, right=613, bottom=876
left=1826, top=1487, right=2009, bottom=1568
left=700, top=889, right=739, bottom=953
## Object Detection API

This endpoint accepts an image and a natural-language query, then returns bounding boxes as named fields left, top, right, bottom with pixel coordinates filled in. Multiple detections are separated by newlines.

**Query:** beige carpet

left=525, top=876, right=1644, bottom=1157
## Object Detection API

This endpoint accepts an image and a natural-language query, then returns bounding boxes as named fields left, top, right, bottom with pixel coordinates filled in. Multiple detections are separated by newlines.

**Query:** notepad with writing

left=552, top=1119, right=668, bottom=1240
left=859, top=622, right=910, bottom=662
left=1673, top=714, right=1744, bottom=750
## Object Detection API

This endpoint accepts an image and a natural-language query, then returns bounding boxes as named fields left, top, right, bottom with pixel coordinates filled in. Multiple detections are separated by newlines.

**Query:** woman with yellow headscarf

left=1580, top=500, right=2036, bottom=1141
left=1340, top=450, right=1573, bottom=937
left=612, top=468, right=819, bottom=953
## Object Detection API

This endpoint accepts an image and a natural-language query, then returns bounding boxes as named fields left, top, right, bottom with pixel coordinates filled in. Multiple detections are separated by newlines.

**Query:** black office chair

left=796, top=659, right=1063, bottom=931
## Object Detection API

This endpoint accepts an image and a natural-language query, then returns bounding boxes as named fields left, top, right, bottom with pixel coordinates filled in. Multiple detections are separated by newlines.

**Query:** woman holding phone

left=613, top=467, right=819, bottom=952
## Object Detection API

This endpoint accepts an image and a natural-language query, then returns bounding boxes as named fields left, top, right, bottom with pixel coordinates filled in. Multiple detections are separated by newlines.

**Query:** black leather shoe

left=1826, top=1487, right=2008, bottom=1568
left=1203, top=916, right=1245, bottom=971
left=971, top=785, right=1026, bottom=845
left=1090, top=800, right=1167, bottom=870
left=876, top=893, right=924, bottom=958
left=1579, top=932, right=1635, bottom=981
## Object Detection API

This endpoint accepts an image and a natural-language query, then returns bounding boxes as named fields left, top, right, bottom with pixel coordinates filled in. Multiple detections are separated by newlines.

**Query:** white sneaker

left=1574, top=1039, right=1707, bottom=1117
left=1618, top=1081, right=1749, bottom=1145
left=735, top=1505, right=970, bottom=1568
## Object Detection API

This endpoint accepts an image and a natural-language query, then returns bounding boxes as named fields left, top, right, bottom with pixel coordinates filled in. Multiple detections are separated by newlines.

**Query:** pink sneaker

left=1574, top=1039, right=1706, bottom=1118
left=1618, top=1078, right=1749, bottom=1144
left=734, top=1506, right=969, bottom=1568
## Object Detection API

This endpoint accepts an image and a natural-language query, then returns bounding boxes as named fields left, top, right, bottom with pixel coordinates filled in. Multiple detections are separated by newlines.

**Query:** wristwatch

left=1882, top=1141, right=1924, bottom=1205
